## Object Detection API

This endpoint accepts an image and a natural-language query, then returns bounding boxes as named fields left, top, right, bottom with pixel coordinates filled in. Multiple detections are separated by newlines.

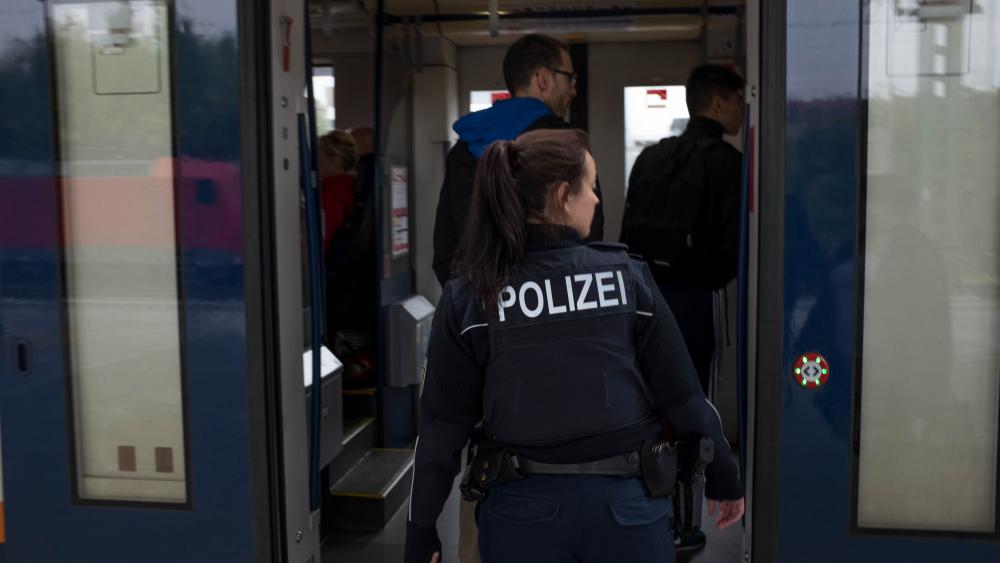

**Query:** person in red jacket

left=318, top=129, right=358, bottom=251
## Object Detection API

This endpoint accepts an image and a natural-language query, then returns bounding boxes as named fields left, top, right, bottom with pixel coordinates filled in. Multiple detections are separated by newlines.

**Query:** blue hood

left=453, top=97, right=553, bottom=158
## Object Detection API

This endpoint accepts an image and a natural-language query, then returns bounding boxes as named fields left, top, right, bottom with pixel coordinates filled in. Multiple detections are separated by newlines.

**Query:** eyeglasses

left=548, top=67, right=578, bottom=87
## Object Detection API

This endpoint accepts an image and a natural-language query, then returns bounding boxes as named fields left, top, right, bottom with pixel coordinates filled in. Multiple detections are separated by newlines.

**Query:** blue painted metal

left=776, top=1, right=998, bottom=561
left=0, top=1, right=254, bottom=560
left=382, top=385, right=417, bottom=449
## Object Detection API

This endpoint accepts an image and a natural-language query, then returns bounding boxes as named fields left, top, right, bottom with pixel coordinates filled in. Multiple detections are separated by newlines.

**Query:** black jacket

left=432, top=114, right=605, bottom=287
left=625, top=116, right=742, bottom=289
left=406, top=225, right=741, bottom=563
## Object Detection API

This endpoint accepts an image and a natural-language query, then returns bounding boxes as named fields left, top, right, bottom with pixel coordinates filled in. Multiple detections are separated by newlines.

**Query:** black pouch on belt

left=460, top=444, right=524, bottom=501
left=639, top=438, right=678, bottom=498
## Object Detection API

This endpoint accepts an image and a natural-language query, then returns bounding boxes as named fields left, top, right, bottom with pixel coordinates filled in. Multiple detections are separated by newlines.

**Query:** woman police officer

left=405, top=128, right=743, bottom=563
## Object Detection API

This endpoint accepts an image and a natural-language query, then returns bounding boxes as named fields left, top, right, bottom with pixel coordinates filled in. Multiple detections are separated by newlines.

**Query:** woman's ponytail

left=454, top=140, right=527, bottom=314
left=453, top=129, right=591, bottom=316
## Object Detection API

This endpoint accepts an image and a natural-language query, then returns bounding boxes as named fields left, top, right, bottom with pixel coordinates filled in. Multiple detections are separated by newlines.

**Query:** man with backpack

left=432, top=33, right=604, bottom=287
left=621, top=64, right=745, bottom=552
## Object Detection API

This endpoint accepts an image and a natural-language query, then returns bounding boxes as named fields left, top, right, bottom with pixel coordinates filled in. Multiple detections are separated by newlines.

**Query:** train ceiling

left=309, top=0, right=743, bottom=46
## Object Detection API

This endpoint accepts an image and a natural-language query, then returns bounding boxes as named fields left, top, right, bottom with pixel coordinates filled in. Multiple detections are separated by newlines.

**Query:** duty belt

left=516, top=451, right=641, bottom=477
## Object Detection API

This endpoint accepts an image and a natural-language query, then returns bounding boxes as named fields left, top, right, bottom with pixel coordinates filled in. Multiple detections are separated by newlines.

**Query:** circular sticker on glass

left=793, top=353, right=829, bottom=388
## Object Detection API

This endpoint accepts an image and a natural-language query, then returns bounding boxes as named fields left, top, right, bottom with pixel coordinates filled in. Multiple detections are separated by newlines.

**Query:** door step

left=342, top=386, right=377, bottom=420
left=328, top=417, right=376, bottom=485
left=329, top=448, right=414, bottom=530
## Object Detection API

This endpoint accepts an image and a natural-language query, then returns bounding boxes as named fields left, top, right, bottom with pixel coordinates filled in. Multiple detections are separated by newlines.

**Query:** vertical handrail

left=736, top=105, right=752, bottom=495
left=298, top=113, right=325, bottom=512
left=302, top=0, right=326, bottom=512
left=372, top=0, right=386, bottom=445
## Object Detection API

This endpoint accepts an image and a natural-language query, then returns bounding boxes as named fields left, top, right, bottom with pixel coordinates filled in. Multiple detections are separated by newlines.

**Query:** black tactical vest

left=482, top=243, right=655, bottom=446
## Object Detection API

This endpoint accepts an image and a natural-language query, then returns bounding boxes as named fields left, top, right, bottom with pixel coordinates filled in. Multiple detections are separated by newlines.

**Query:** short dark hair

left=502, top=34, right=570, bottom=94
left=685, top=64, right=745, bottom=115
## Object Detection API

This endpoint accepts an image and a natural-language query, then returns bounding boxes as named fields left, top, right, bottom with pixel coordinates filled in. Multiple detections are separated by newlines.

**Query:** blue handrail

left=302, top=0, right=326, bottom=512
left=298, top=113, right=325, bottom=512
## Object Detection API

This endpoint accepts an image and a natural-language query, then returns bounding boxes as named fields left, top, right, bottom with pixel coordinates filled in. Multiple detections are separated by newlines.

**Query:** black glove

left=405, top=521, right=442, bottom=563
left=705, top=457, right=742, bottom=501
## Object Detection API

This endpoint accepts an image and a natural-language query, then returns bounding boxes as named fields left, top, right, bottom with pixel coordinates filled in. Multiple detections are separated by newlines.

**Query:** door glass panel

left=857, top=0, right=999, bottom=531
left=313, top=65, right=335, bottom=135
left=51, top=0, right=187, bottom=504
left=623, top=85, right=688, bottom=187
left=469, top=89, right=510, bottom=113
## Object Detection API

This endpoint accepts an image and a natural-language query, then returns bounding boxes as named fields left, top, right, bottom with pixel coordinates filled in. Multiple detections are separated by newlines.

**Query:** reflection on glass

left=52, top=0, right=187, bottom=504
left=857, top=0, right=999, bottom=532
left=313, top=66, right=335, bottom=136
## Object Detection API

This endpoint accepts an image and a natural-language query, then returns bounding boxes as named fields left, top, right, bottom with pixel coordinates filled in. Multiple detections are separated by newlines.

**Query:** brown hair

left=453, top=128, right=591, bottom=314
left=319, top=130, right=358, bottom=172
left=502, top=34, right=570, bottom=94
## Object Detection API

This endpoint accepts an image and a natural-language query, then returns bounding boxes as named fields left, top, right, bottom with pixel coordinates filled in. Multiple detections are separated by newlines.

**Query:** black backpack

left=621, top=136, right=721, bottom=274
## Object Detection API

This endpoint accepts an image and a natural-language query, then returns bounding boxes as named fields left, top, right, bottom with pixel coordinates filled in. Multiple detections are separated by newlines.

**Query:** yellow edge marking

left=331, top=491, right=387, bottom=500
left=331, top=456, right=414, bottom=499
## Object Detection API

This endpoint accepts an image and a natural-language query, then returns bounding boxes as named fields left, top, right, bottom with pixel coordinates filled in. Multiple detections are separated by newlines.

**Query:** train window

left=50, top=1, right=188, bottom=504
left=623, top=85, right=689, bottom=188
left=469, top=90, right=510, bottom=113
left=313, top=65, right=335, bottom=135
left=855, top=0, right=999, bottom=533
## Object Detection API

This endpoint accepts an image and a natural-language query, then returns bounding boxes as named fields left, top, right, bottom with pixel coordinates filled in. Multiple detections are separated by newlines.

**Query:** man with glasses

left=432, top=33, right=603, bottom=288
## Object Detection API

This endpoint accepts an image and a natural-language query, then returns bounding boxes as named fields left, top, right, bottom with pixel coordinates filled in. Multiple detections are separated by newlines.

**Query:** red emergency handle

left=280, top=16, right=293, bottom=72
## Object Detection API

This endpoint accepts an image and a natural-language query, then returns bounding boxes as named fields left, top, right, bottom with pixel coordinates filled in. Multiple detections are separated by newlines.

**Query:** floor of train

left=322, top=479, right=744, bottom=562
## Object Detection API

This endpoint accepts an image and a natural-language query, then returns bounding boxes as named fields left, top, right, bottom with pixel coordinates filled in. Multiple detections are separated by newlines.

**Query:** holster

left=639, top=438, right=678, bottom=498
left=673, top=436, right=715, bottom=532
left=459, top=442, right=524, bottom=502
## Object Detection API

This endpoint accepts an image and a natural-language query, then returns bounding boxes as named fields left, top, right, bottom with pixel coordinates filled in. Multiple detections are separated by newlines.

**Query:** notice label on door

left=390, top=166, right=409, bottom=258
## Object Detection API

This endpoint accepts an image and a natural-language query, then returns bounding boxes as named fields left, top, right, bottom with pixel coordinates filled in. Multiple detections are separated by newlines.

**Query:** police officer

left=405, top=129, right=743, bottom=563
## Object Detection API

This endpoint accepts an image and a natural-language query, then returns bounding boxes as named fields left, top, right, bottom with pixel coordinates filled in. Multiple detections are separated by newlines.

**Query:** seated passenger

left=318, top=130, right=358, bottom=251
left=348, top=125, right=374, bottom=157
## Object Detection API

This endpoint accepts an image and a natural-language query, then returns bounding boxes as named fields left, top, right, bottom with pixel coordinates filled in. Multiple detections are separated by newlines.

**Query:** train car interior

left=1, top=0, right=998, bottom=562
left=308, top=2, right=754, bottom=562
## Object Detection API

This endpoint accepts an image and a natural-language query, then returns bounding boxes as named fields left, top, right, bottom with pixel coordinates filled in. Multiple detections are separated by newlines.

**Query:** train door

left=0, top=1, right=318, bottom=561
left=753, top=1, right=1000, bottom=561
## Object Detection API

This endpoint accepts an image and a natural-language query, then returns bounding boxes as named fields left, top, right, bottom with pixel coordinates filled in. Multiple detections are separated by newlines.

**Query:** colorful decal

left=793, top=353, right=829, bottom=388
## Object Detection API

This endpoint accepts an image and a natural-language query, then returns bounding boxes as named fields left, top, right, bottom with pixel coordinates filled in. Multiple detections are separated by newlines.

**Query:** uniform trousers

left=478, top=474, right=674, bottom=563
